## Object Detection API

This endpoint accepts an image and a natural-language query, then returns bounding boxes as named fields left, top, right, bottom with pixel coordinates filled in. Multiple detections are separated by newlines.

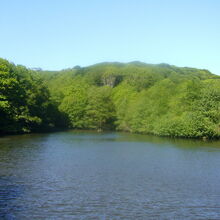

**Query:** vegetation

left=1, top=58, right=220, bottom=139
left=0, top=58, right=66, bottom=134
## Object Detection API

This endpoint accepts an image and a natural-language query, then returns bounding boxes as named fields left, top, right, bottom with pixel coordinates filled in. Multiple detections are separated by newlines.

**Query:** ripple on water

left=0, top=131, right=220, bottom=219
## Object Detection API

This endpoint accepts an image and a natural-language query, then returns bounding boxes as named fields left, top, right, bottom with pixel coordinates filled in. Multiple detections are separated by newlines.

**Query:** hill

left=1, top=58, right=220, bottom=139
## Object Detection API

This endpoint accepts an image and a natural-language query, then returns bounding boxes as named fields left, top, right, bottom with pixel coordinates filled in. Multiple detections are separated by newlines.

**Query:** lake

left=0, top=131, right=220, bottom=219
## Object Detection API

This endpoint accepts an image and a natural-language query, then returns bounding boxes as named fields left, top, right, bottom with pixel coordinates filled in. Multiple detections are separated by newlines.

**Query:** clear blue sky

left=0, top=0, right=219, bottom=74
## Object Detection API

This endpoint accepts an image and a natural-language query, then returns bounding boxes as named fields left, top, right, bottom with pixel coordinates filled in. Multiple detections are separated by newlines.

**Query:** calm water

left=0, top=131, right=220, bottom=219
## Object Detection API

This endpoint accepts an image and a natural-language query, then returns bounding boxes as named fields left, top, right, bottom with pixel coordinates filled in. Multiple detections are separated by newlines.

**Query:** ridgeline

left=1, top=58, right=220, bottom=139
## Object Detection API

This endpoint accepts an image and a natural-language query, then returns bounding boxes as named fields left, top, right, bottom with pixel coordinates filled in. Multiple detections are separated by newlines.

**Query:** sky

left=0, top=0, right=220, bottom=74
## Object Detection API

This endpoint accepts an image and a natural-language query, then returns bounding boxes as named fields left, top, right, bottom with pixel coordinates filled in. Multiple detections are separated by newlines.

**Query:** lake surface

left=0, top=131, right=220, bottom=219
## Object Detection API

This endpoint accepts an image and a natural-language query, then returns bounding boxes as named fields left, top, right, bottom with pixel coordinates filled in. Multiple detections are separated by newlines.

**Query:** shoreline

left=1, top=128, right=220, bottom=141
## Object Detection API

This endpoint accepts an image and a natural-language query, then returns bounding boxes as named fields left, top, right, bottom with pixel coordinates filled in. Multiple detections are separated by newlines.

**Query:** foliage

left=0, top=58, right=67, bottom=134
left=1, top=58, right=220, bottom=139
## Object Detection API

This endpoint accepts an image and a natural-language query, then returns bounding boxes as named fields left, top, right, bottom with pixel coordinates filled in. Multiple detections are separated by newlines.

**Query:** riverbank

left=1, top=127, right=220, bottom=141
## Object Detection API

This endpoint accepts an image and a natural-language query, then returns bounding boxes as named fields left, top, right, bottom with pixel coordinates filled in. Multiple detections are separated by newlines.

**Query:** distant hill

left=1, top=58, right=220, bottom=139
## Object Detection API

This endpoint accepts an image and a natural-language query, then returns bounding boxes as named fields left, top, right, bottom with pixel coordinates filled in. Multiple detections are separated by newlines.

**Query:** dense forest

left=1, top=58, right=220, bottom=139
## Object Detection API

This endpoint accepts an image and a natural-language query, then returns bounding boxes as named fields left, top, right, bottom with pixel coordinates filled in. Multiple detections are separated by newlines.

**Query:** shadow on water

left=54, top=130, right=220, bottom=151
left=115, top=132, right=220, bottom=150
left=1, top=130, right=220, bottom=151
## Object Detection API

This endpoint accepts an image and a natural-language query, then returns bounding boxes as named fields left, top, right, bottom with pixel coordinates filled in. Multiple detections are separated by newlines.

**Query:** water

left=0, top=131, right=220, bottom=219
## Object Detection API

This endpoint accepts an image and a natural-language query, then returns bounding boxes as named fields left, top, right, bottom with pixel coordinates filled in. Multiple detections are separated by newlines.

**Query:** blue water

left=0, top=131, right=220, bottom=219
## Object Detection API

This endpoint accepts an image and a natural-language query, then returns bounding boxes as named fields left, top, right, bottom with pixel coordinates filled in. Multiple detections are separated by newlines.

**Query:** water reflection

left=0, top=131, right=220, bottom=219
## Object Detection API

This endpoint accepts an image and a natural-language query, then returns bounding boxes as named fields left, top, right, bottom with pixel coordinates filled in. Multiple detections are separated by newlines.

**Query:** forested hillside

left=1, top=58, right=220, bottom=139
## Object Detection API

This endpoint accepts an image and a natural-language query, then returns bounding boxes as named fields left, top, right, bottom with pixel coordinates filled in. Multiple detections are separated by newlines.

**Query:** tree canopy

left=1, top=58, right=220, bottom=139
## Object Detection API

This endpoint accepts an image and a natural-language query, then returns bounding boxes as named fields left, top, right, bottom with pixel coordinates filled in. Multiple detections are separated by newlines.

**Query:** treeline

left=0, top=58, right=66, bottom=134
left=1, top=58, right=220, bottom=139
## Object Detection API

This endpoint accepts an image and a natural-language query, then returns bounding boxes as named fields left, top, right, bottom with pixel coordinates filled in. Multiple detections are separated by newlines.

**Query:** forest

left=1, top=58, right=220, bottom=139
